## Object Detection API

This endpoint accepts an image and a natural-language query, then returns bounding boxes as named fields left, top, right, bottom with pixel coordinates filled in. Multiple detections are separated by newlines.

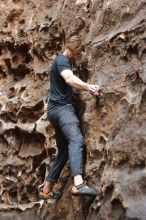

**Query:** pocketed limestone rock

left=0, top=0, right=146, bottom=219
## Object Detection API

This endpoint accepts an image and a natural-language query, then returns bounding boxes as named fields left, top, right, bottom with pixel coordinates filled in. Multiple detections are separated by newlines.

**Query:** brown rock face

left=0, top=0, right=146, bottom=219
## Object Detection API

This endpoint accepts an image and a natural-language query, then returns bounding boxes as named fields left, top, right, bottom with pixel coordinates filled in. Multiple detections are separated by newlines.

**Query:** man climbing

left=39, top=35, right=100, bottom=201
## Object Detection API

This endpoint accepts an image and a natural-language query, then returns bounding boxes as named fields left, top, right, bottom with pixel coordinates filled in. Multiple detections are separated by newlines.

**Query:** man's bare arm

left=61, top=69, right=100, bottom=95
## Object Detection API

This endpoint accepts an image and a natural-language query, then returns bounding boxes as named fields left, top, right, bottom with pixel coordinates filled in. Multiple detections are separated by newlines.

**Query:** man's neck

left=63, top=50, right=69, bottom=57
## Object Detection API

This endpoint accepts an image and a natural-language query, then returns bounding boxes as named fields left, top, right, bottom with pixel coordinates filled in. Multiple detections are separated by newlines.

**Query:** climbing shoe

left=39, top=191, right=62, bottom=200
left=70, top=181, right=97, bottom=197
left=34, top=191, right=62, bottom=204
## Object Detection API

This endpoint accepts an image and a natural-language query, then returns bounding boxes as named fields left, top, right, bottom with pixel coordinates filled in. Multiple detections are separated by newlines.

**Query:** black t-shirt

left=49, top=54, right=73, bottom=106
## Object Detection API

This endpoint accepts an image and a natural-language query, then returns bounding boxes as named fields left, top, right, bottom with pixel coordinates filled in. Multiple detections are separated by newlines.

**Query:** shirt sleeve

left=56, top=56, right=72, bottom=75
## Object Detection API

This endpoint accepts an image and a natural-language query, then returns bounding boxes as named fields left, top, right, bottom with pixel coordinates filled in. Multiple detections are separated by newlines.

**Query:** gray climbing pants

left=46, top=103, right=85, bottom=183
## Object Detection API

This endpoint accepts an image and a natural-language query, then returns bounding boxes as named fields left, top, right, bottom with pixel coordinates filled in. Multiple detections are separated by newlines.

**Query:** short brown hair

left=66, top=35, right=83, bottom=53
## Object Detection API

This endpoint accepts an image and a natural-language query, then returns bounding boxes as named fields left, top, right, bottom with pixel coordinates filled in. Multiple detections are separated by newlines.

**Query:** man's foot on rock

left=39, top=191, right=62, bottom=200
left=70, top=181, right=97, bottom=197
left=35, top=191, right=62, bottom=205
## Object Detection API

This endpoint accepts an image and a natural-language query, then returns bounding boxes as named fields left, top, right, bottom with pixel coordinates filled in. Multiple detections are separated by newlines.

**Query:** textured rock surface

left=0, top=0, right=146, bottom=219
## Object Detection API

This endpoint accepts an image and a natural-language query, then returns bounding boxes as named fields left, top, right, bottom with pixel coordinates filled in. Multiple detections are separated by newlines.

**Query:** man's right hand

left=88, top=85, right=100, bottom=96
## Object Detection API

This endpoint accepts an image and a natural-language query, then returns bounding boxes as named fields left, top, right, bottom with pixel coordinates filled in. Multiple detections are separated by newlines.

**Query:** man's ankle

left=43, top=181, right=54, bottom=193
left=73, top=174, right=84, bottom=186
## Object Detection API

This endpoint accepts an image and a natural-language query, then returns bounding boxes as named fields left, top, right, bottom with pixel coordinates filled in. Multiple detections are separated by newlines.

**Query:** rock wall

left=0, top=0, right=146, bottom=219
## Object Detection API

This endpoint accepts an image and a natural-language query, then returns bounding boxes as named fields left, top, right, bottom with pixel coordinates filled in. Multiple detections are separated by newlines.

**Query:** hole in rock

left=98, top=161, right=106, bottom=177
left=7, top=9, right=23, bottom=22
left=33, top=150, right=47, bottom=170
left=127, top=44, right=138, bottom=55
left=90, top=149, right=103, bottom=160
left=0, top=66, right=6, bottom=78
left=137, top=160, right=145, bottom=169
left=12, top=54, right=21, bottom=63
left=15, top=43, right=31, bottom=64
left=111, top=199, right=125, bottom=220
left=4, top=21, right=8, bottom=28
left=12, top=64, right=30, bottom=80
left=21, top=119, right=26, bottom=123
left=37, top=162, right=46, bottom=182
left=40, top=26, right=49, bottom=33
left=8, top=42, right=31, bottom=64
left=99, top=136, right=107, bottom=145
left=18, top=100, right=44, bottom=123
left=0, top=112, right=17, bottom=123
left=54, top=26, right=58, bottom=31
left=47, top=147, right=56, bottom=156
left=78, top=67, right=90, bottom=82
left=4, top=58, right=11, bottom=69
left=8, top=87, right=15, bottom=98
left=9, top=189, right=17, bottom=203
left=121, top=55, right=128, bottom=62
left=0, top=135, right=8, bottom=154
left=19, top=85, right=26, bottom=93
left=49, top=17, right=52, bottom=21
left=19, top=19, right=25, bottom=24
left=34, top=148, right=56, bottom=183
left=27, top=185, right=36, bottom=194
left=87, top=3, right=90, bottom=9
left=141, top=48, right=146, bottom=54
left=104, top=184, right=114, bottom=197
left=17, top=128, right=46, bottom=158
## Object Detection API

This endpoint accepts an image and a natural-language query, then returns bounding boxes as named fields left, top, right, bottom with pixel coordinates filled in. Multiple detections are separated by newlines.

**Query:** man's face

left=69, top=50, right=81, bottom=60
